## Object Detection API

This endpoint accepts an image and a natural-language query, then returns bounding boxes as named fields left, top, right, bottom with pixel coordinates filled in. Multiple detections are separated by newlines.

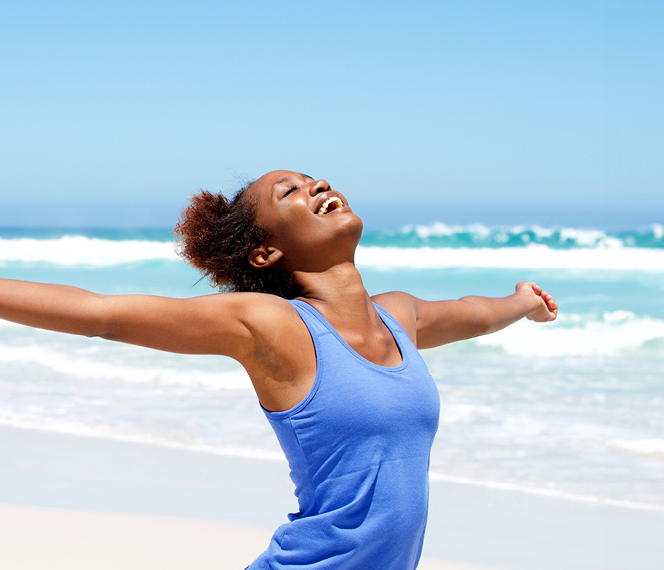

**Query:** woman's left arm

left=374, top=282, right=558, bottom=349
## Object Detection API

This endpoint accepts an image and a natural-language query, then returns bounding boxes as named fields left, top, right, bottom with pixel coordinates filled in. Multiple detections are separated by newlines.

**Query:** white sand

left=2, top=427, right=663, bottom=570
left=0, top=503, right=495, bottom=570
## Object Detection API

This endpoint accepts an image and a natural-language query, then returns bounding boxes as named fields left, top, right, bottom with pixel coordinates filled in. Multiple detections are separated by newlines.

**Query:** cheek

left=274, top=216, right=334, bottom=259
left=254, top=207, right=306, bottom=250
left=276, top=217, right=322, bottom=247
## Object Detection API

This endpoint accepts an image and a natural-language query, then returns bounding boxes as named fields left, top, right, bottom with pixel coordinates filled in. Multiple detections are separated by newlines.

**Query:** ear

left=248, top=245, right=284, bottom=269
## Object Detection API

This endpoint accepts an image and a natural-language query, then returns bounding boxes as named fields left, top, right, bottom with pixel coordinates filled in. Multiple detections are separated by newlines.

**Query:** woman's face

left=246, top=170, right=363, bottom=273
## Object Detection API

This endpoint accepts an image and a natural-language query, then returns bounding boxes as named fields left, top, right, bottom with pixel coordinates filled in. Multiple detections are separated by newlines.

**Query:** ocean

left=1, top=224, right=663, bottom=513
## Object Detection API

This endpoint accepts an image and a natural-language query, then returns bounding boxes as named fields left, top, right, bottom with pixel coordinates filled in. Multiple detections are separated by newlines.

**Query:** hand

left=516, top=282, right=558, bottom=322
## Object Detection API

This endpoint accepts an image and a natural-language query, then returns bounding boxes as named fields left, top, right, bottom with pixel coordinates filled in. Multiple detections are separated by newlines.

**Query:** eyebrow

left=271, top=173, right=314, bottom=196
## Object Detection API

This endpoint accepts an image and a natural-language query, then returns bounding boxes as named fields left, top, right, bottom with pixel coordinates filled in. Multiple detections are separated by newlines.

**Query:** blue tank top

left=247, top=300, right=440, bottom=570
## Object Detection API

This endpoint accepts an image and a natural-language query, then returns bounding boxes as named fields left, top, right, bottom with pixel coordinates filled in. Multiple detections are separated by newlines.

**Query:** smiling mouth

left=317, top=197, right=344, bottom=214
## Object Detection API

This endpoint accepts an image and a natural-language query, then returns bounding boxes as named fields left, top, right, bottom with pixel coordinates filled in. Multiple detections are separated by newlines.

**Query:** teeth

left=318, top=197, right=343, bottom=214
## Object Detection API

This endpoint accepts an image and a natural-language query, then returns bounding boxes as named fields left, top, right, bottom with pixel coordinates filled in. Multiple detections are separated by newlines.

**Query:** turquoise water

left=363, top=223, right=664, bottom=250
left=0, top=225, right=663, bottom=511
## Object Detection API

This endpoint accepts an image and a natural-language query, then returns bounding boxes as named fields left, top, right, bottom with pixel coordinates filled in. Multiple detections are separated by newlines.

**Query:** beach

left=0, top=507, right=493, bottom=570
left=1, top=225, right=663, bottom=569
left=0, top=426, right=493, bottom=570
left=4, top=0, right=664, bottom=564
left=2, top=426, right=663, bottom=570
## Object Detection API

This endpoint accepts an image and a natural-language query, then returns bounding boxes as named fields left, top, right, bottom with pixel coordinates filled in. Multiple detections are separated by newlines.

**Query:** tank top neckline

left=290, top=299, right=410, bottom=373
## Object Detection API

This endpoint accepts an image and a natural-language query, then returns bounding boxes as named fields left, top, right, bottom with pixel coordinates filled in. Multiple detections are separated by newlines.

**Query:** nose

left=309, top=179, right=331, bottom=196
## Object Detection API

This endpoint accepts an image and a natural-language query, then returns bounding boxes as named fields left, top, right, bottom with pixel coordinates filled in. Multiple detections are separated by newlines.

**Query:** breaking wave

left=2, top=225, right=664, bottom=270
left=472, top=311, right=664, bottom=356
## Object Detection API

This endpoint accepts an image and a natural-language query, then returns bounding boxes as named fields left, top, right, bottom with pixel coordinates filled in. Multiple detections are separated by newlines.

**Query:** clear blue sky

left=1, top=0, right=662, bottom=230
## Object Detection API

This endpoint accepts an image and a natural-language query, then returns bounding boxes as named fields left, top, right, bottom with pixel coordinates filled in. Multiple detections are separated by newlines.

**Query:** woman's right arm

left=0, top=277, right=281, bottom=358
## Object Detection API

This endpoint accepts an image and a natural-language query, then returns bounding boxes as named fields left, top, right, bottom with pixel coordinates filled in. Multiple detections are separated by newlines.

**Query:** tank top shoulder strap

left=290, top=299, right=413, bottom=355
left=288, top=299, right=333, bottom=338
left=372, top=302, right=412, bottom=345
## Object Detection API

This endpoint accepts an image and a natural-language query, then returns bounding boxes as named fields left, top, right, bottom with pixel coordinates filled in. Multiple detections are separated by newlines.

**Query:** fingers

left=542, top=291, right=556, bottom=308
left=541, top=291, right=558, bottom=320
left=517, top=282, right=558, bottom=321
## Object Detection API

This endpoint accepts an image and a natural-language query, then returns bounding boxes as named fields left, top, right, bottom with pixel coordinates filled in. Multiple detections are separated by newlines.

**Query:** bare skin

left=0, top=170, right=558, bottom=412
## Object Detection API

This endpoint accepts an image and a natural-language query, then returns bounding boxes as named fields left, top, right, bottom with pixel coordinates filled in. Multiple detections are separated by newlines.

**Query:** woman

left=0, top=170, right=557, bottom=569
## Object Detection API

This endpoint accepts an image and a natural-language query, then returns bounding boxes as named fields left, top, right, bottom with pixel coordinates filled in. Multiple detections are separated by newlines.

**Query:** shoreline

left=1, top=425, right=663, bottom=570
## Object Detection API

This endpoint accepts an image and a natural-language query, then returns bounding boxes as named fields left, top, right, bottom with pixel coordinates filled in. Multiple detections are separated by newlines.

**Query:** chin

left=344, top=212, right=364, bottom=244
left=322, top=212, right=363, bottom=260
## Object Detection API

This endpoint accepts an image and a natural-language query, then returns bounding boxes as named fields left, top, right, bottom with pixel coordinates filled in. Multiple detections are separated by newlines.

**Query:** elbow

left=84, top=295, right=116, bottom=340
left=94, top=324, right=119, bottom=341
left=87, top=330, right=109, bottom=340
left=80, top=325, right=110, bottom=340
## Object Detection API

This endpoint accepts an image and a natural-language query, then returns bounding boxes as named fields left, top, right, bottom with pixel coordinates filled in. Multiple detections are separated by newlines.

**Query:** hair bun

left=173, top=184, right=298, bottom=298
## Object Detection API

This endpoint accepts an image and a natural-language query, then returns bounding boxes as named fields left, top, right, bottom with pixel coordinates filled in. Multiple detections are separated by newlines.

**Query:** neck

left=293, top=262, right=375, bottom=324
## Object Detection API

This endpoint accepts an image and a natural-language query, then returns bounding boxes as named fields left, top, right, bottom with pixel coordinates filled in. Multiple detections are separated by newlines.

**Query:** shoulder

left=185, top=291, right=305, bottom=358
left=203, top=290, right=313, bottom=369
left=204, top=291, right=302, bottom=334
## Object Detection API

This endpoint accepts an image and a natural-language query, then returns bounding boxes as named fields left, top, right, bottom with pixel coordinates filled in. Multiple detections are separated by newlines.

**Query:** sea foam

left=2, top=229, right=664, bottom=270
left=0, top=345, right=252, bottom=390
left=428, top=471, right=664, bottom=513
left=608, top=439, right=664, bottom=458
left=356, top=244, right=664, bottom=271
left=0, top=417, right=286, bottom=462
left=473, top=311, right=664, bottom=356
left=0, top=236, right=177, bottom=266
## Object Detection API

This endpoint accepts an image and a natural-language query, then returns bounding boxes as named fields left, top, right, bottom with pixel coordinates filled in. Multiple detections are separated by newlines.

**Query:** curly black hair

left=174, top=183, right=299, bottom=299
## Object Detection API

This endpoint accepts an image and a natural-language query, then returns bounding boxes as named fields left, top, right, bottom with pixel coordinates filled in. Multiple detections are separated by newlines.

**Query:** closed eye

left=282, top=186, right=298, bottom=198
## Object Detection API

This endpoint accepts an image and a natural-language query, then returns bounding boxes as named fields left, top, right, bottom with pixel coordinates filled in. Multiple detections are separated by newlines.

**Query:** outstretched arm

left=373, top=282, right=558, bottom=349
left=0, top=277, right=275, bottom=357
